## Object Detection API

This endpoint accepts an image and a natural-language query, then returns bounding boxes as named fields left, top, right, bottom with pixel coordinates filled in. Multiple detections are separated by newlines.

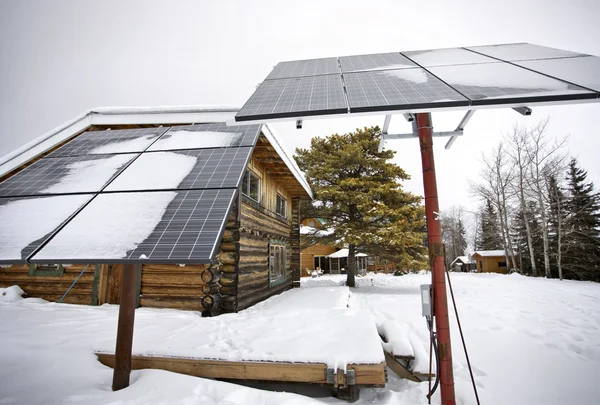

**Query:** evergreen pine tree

left=479, top=199, right=502, bottom=250
left=294, top=127, right=428, bottom=287
left=562, top=159, right=600, bottom=281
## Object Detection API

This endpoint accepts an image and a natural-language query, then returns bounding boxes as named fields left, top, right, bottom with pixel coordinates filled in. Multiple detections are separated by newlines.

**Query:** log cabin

left=470, top=250, right=516, bottom=274
left=0, top=107, right=312, bottom=315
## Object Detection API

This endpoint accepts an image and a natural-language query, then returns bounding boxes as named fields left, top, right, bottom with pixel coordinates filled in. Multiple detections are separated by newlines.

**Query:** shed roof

left=450, top=256, right=472, bottom=266
left=326, top=249, right=368, bottom=258
left=471, top=250, right=506, bottom=257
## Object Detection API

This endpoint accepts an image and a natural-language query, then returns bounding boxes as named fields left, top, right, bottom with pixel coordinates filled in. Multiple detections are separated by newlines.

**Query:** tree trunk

left=535, top=182, right=552, bottom=278
left=347, top=244, right=356, bottom=287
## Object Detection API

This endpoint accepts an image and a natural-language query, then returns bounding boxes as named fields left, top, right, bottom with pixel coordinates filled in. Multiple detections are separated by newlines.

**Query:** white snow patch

left=327, top=248, right=367, bottom=258
left=0, top=285, right=25, bottom=302
left=33, top=192, right=177, bottom=260
left=383, top=68, right=429, bottom=84
left=105, top=151, right=197, bottom=191
left=0, top=194, right=91, bottom=261
left=379, top=320, right=414, bottom=357
left=41, top=154, right=133, bottom=194
left=89, top=136, right=157, bottom=154
left=148, top=130, right=243, bottom=151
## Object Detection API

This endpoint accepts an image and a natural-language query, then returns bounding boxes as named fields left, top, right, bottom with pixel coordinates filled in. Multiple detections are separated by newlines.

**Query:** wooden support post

left=112, top=263, right=138, bottom=391
left=416, top=112, right=456, bottom=405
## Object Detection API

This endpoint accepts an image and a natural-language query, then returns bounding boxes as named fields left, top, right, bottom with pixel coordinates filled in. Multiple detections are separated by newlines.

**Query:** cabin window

left=29, top=264, right=65, bottom=277
left=276, top=194, right=287, bottom=217
left=269, top=241, right=286, bottom=287
left=498, top=261, right=507, bottom=268
left=242, top=170, right=260, bottom=202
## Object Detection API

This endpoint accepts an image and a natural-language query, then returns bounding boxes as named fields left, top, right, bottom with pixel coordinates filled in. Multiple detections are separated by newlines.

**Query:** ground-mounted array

left=0, top=124, right=261, bottom=264
left=235, top=43, right=600, bottom=121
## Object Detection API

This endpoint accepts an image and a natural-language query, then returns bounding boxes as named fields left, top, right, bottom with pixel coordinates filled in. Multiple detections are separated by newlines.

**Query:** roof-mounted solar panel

left=266, top=57, right=339, bottom=80
left=402, top=48, right=496, bottom=67
left=48, top=127, right=169, bottom=157
left=0, top=194, right=94, bottom=263
left=0, top=154, right=136, bottom=198
left=466, top=43, right=587, bottom=62
left=148, top=123, right=261, bottom=151
left=513, top=56, right=600, bottom=93
left=339, top=52, right=417, bottom=72
left=30, top=189, right=237, bottom=264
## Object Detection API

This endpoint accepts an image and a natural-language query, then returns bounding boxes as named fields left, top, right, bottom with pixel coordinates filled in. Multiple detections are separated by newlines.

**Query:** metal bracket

left=403, top=113, right=415, bottom=122
left=512, top=106, right=532, bottom=116
left=378, top=114, right=393, bottom=152
left=445, top=110, right=475, bottom=150
left=384, top=130, right=464, bottom=140
left=326, top=368, right=356, bottom=388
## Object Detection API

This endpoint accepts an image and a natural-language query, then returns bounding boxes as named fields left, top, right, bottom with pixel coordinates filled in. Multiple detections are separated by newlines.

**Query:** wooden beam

left=97, top=353, right=386, bottom=386
left=111, top=264, right=138, bottom=391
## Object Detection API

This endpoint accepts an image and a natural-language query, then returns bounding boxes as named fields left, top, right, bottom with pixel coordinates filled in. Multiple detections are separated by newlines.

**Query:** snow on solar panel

left=344, top=68, right=469, bottom=112
left=428, top=62, right=597, bottom=104
left=0, top=194, right=93, bottom=263
left=339, top=52, right=416, bottom=72
left=31, top=189, right=237, bottom=263
left=514, top=56, right=600, bottom=93
left=49, top=127, right=168, bottom=157
left=467, top=43, right=587, bottom=62
left=266, top=57, right=339, bottom=80
left=105, top=147, right=253, bottom=192
left=0, top=154, right=136, bottom=197
left=148, top=123, right=261, bottom=151
left=403, top=48, right=496, bottom=67
left=236, top=74, right=348, bottom=121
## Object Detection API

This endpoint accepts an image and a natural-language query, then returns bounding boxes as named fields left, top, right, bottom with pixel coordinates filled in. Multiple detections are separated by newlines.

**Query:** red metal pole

left=416, top=112, right=456, bottom=405
left=112, top=264, right=138, bottom=391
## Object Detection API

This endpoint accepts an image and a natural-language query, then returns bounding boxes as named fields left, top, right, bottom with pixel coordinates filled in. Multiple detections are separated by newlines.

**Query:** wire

left=58, top=264, right=90, bottom=303
left=446, top=268, right=481, bottom=405
left=426, top=317, right=440, bottom=401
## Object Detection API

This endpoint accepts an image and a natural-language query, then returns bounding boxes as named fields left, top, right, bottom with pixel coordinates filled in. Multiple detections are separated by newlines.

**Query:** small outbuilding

left=449, top=256, right=475, bottom=272
left=470, top=250, right=515, bottom=274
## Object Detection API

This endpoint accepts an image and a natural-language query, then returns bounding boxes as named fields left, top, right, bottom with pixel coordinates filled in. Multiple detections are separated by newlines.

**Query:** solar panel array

left=0, top=123, right=262, bottom=264
left=236, top=43, right=600, bottom=121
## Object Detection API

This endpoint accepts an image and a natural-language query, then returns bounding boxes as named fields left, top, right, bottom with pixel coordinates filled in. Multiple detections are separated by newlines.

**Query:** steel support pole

left=112, top=264, right=138, bottom=391
left=416, top=112, right=456, bottom=405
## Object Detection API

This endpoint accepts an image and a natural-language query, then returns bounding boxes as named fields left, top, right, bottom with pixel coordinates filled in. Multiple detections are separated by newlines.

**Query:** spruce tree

left=294, top=127, right=427, bottom=287
left=562, top=159, right=600, bottom=281
left=479, top=200, right=502, bottom=250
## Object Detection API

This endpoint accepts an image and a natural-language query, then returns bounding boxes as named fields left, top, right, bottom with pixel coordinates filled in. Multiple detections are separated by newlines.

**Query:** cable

left=58, top=264, right=90, bottom=303
left=426, top=317, right=440, bottom=401
left=446, top=268, right=481, bottom=405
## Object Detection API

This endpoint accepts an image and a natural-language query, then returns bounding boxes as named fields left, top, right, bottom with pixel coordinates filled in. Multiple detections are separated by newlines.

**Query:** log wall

left=0, top=264, right=97, bottom=305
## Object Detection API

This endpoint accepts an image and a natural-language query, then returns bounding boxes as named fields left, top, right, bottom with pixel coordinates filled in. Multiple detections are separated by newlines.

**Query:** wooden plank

left=384, top=351, right=421, bottom=383
left=96, top=353, right=386, bottom=386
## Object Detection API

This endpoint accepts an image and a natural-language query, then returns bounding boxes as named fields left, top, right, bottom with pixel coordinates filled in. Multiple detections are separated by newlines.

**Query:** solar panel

left=31, top=189, right=237, bottom=263
left=105, top=147, right=253, bottom=192
left=0, top=194, right=93, bottom=263
left=235, top=43, right=600, bottom=123
left=344, top=68, right=469, bottom=113
left=49, top=127, right=168, bottom=157
left=148, top=123, right=261, bottom=151
left=428, top=62, right=597, bottom=105
left=236, top=74, right=348, bottom=121
left=403, top=48, right=496, bottom=67
left=467, top=43, right=587, bottom=62
left=266, top=57, right=339, bottom=80
left=339, top=52, right=416, bottom=72
left=514, top=56, right=600, bottom=92
left=0, top=154, right=136, bottom=197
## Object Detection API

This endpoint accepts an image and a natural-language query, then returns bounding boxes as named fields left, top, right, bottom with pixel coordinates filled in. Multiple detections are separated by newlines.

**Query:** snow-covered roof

left=450, top=256, right=472, bottom=266
left=299, top=225, right=334, bottom=237
left=0, top=106, right=312, bottom=199
left=472, top=250, right=506, bottom=257
left=326, top=248, right=368, bottom=258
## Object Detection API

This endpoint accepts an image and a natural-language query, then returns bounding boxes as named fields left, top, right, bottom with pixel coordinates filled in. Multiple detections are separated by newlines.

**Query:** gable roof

left=0, top=106, right=312, bottom=198
left=450, top=256, right=472, bottom=266
left=471, top=250, right=506, bottom=258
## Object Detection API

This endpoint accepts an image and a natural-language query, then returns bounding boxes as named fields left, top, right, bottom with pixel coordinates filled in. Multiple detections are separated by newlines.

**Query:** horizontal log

left=220, top=273, right=238, bottom=286
left=140, top=296, right=204, bottom=311
left=22, top=293, right=93, bottom=305
left=201, top=294, right=221, bottom=309
left=0, top=273, right=95, bottom=284
left=141, top=285, right=203, bottom=296
left=218, top=252, right=238, bottom=265
left=237, top=264, right=268, bottom=274
left=222, top=229, right=240, bottom=242
left=219, top=285, right=237, bottom=297
left=142, top=273, right=205, bottom=287
left=237, top=283, right=290, bottom=310
left=219, top=242, right=238, bottom=253
left=201, top=268, right=221, bottom=284
left=19, top=283, right=94, bottom=296
left=220, top=264, right=237, bottom=273
left=142, top=264, right=207, bottom=273
left=239, top=255, right=268, bottom=265
left=96, top=353, right=386, bottom=386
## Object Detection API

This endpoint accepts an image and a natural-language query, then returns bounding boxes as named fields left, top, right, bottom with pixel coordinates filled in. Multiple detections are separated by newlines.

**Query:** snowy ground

left=1, top=273, right=599, bottom=404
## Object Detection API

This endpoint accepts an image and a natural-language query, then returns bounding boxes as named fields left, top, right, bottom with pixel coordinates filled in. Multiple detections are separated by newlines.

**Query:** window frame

left=242, top=170, right=261, bottom=203
left=268, top=240, right=287, bottom=287
left=29, top=263, right=65, bottom=277
left=275, top=193, right=287, bottom=218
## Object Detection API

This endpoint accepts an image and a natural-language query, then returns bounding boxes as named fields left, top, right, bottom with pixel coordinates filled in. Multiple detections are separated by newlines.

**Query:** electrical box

left=420, top=284, right=432, bottom=318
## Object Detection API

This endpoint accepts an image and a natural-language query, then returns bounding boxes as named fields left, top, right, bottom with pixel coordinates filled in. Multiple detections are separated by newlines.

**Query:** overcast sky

left=1, top=0, right=599, bottom=215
